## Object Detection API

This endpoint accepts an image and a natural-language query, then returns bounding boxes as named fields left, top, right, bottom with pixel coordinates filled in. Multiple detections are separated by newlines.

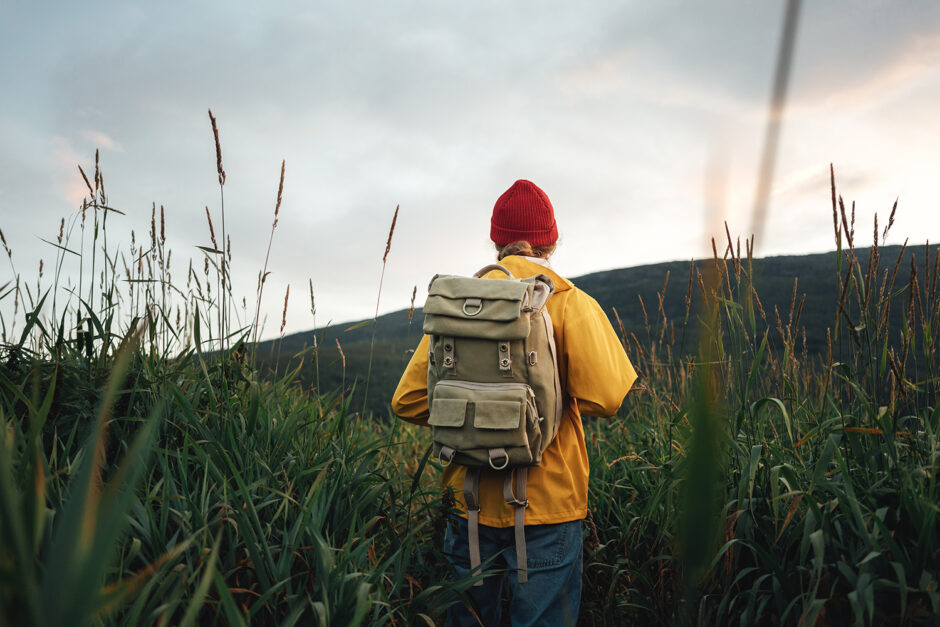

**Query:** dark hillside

left=257, top=244, right=926, bottom=416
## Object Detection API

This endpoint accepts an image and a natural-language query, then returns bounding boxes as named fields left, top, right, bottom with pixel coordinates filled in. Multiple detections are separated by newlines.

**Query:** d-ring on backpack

left=423, top=264, right=562, bottom=584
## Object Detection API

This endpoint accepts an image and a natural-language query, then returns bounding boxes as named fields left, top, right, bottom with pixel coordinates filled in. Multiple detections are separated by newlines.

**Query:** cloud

left=3, top=0, right=940, bottom=335
left=51, top=136, right=88, bottom=206
left=80, top=130, right=123, bottom=152
left=773, top=164, right=873, bottom=205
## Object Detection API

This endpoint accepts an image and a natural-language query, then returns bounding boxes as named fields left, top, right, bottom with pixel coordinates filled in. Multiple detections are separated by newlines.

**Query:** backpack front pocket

left=429, top=381, right=536, bottom=468
left=473, top=400, right=523, bottom=430
left=427, top=398, right=468, bottom=427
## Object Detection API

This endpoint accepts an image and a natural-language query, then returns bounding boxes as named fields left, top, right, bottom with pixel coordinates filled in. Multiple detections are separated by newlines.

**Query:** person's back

left=392, top=179, right=636, bottom=626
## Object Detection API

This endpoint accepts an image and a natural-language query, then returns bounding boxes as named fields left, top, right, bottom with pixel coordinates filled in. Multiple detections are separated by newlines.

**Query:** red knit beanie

left=490, top=179, right=558, bottom=247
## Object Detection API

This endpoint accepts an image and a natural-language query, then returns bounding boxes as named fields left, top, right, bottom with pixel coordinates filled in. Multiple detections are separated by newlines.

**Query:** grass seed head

left=205, top=207, right=218, bottom=251
left=724, top=222, right=738, bottom=274
left=78, top=165, right=94, bottom=196
left=850, top=200, right=856, bottom=243
left=637, top=293, right=649, bottom=329
left=839, top=195, right=852, bottom=251
left=335, top=337, right=346, bottom=369
left=280, top=284, right=290, bottom=336
left=383, top=204, right=399, bottom=263
left=830, top=163, right=838, bottom=232
left=750, top=285, right=766, bottom=320
left=612, top=306, right=628, bottom=349
left=150, top=203, right=156, bottom=249
left=887, top=239, right=908, bottom=300
left=788, top=277, right=798, bottom=327
left=930, top=249, right=939, bottom=308
left=883, top=197, right=898, bottom=244
left=274, top=160, right=285, bottom=227
left=208, top=109, right=225, bottom=186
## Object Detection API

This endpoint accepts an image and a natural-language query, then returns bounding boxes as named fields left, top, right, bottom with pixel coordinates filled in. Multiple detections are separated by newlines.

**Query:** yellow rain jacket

left=392, top=255, right=637, bottom=527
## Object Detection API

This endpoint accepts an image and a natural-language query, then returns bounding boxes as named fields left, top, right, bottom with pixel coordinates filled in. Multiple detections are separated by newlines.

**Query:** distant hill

left=256, top=245, right=926, bottom=417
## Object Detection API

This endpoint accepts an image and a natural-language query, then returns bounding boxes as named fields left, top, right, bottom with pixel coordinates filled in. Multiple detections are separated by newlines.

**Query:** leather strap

left=473, top=264, right=513, bottom=279
left=463, top=468, right=483, bottom=587
left=503, top=468, right=529, bottom=583
left=514, top=504, right=527, bottom=583
left=498, top=341, right=512, bottom=376
left=441, top=336, right=456, bottom=372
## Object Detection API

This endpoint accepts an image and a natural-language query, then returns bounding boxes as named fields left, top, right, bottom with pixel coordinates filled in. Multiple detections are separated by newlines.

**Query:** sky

left=2, top=1, right=940, bottom=340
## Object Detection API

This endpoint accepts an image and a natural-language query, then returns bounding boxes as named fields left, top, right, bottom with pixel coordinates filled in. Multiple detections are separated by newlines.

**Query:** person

left=391, top=179, right=637, bottom=626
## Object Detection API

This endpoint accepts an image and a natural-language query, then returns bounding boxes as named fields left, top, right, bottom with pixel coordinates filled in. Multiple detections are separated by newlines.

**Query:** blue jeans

left=443, top=516, right=583, bottom=627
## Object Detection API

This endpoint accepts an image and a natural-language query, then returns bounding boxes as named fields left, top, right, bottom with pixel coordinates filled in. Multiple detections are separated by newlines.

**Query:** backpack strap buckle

left=502, top=469, right=529, bottom=508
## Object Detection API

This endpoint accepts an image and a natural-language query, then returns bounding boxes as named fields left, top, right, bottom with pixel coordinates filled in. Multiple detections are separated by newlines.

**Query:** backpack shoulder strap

left=526, top=274, right=555, bottom=312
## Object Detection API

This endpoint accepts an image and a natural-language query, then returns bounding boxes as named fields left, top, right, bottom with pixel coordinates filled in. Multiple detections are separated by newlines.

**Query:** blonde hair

left=495, top=240, right=557, bottom=261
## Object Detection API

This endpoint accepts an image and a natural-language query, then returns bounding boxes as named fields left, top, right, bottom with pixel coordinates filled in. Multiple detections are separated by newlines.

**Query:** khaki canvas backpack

left=423, top=264, right=562, bottom=584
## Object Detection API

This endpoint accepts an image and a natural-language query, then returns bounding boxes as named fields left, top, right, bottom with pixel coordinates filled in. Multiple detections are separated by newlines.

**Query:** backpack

left=423, top=263, right=562, bottom=584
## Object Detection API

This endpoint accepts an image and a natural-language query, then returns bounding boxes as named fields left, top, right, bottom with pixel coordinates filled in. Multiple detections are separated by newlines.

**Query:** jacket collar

left=495, top=255, right=573, bottom=292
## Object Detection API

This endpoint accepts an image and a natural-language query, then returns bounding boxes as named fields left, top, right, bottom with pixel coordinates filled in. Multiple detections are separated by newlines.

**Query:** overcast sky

left=2, top=1, right=940, bottom=340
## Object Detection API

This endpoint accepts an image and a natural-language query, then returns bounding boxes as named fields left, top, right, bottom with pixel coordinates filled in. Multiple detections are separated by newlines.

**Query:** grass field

left=1, top=145, right=938, bottom=625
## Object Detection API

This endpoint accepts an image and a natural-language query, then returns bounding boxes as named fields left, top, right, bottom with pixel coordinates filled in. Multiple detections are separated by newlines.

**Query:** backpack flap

left=423, top=275, right=532, bottom=340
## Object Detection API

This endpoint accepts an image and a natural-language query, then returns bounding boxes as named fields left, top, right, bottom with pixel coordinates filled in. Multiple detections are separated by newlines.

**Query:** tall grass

left=362, top=204, right=400, bottom=416
left=0, top=117, right=473, bottom=625
left=1, top=108, right=937, bottom=625
left=581, top=171, right=940, bottom=624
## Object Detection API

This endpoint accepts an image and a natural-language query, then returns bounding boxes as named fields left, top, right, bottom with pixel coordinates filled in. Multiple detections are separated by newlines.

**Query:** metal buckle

left=462, top=298, right=484, bottom=316
left=488, top=453, right=510, bottom=471
left=438, top=447, right=455, bottom=467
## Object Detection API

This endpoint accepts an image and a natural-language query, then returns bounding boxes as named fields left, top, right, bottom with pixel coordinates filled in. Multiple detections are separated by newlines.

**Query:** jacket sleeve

left=391, top=334, right=431, bottom=426
left=563, top=290, right=637, bottom=417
